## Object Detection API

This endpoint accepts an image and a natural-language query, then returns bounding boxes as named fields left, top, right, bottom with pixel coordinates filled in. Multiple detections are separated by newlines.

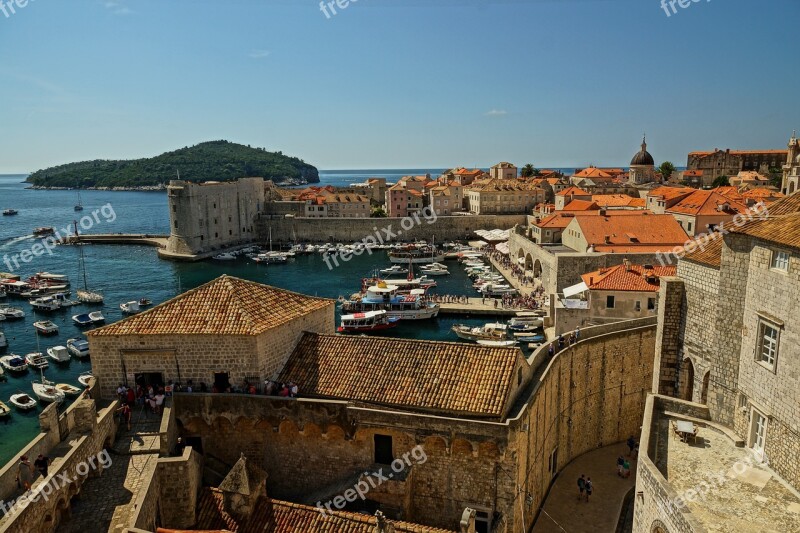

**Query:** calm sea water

left=0, top=171, right=497, bottom=464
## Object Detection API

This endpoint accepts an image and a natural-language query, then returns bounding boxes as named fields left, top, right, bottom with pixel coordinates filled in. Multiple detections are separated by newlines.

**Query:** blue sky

left=0, top=0, right=798, bottom=172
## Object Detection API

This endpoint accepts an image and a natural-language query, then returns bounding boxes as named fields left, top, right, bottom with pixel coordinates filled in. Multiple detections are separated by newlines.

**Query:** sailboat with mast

left=74, top=222, right=104, bottom=304
left=74, top=190, right=84, bottom=212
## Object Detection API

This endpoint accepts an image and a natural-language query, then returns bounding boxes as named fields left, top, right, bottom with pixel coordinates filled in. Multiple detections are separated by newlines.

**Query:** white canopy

left=562, top=281, right=589, bottom=299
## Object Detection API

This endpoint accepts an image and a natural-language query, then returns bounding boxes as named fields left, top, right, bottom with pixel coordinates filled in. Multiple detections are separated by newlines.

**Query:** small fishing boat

left=25, top=352, right=49, bottom=370
left=2, top=209, right=18, bottom=216
left=477, top=339, right=518, bottom=347
left=32, top=377, right=65, bottom=405
left=0, top=307, right=25, bottom=319
left=88, top=311, right=105, bottom=323
left=451, top=323, right=509, bottom=342
left=517, top=333, right=546, bottom=343
left=29, top=296, right=62, bottom=312
left=66, top=338, right=90, bottom=359
left=213, top=253, right=236, bottom=261
left=0, top=400, right=10, bottom=418
left=0, top=355, right=28, bottom=373
left=55, top=383, right=81, bottom=396
left=379, top=265, right=408, bottom=276
left=120, top=301, right=141, bottom=314
left=33, top=321, right=59, bottom=335
left=77, top=373, right=93, bottom=387
left=46, top=346, right=71, bottom=364
left=33, top=227, right=55, bottom=237
left=139, top=298, right=152, bottom=307
left=10, top=393, right=37, bottom=411
left=508, top=314, right=544, bottom=331
left=337, top=310, right=401, bottom=334
left=74, top=190, right=84, bottom=212
left=419, top=263, right=450, bottom=276
left=72, top=313, right=94, bottom=326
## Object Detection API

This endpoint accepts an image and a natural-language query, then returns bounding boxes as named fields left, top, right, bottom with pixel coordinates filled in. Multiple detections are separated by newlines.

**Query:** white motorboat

left=379, top=265, right=408, bottom=276
left=72, top=313, right=94, bottom=326
left=120, top=301, right=141, bottom=314
left=25, top=352, right=49, bottom=370
left=0, top=400, right=10, bottom=418
left=36, top=272, right=69, bottom=282
left=77, top=373, right=93, bottom=387
left=89, top=311, right=105, bottom=323
left=0, top=355, right=28, bottom=373
left=0, top=331, right=6, bottom=349
left=451, top=323, right=509, bottom=342
left=337, top=310, right=401, bottom=334
left=77, top=290, right=104, bottom=304
left=479, top=284, right=518, bottom=297
left=10, top=393, right=37, bottom=411
left=213, top=253, right=236, bottom=261
left=477, top=339, right=518, bottom=347
left=0, top=307, right=25, bottom=319
left=33, top=321, right=59, bottom=335
left=419, top=264, right=450, bottom=276
left=55, top=383, right=81, bottom=397
left=508, top=314, right=544, bottom=331
left=67, top=338, right=90, bottom=359
left=29, top=295, right=62, bottom=312
left=47, top=346, right=71, bottom=363
left=32, top=378, right=65, bottom=405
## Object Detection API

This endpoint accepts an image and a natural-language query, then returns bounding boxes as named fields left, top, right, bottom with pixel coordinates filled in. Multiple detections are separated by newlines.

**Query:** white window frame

left=770, top=250, right=790, bottom=272
left=756, top=319, right=780, bottom=372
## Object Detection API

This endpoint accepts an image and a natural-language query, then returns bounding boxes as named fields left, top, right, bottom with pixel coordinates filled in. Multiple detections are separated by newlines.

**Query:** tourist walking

left=117, top=403, right=132, bottom=430
left=17, top=456, right=33, bottom=491
left=577, top=474, right=586, bottom=500
left=585, top=478, right=593, bottom=502
left=34, top=454, right=50, bottom=478
left=574, top=326, right=580, bottom=341
left=627, top=435, right=636, bottom=456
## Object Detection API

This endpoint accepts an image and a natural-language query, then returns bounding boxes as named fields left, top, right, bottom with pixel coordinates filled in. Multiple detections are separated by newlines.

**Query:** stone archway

left=525, top=253, right=534, bottom=271
left=700, top=371, right=710, bottom=404
left=533, top=259, right=542, bottom=278
left=682, top=358, right=695, bottom=402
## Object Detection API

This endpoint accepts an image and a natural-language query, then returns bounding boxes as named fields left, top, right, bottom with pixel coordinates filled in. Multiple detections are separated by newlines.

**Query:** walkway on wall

left=532, top=444, right=637, bottom=533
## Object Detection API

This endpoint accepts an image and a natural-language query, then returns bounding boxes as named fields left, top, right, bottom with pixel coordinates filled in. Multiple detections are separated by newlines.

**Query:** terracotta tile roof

left=573, top=214, right=688, bottom=248
left=591, top=194, right=646, bottom=208
left=562, top=199, right=599, bottom=211
left=88, top=276, right=333, bottom=337
left=582, top=264, right=677, bottom=292
left=730, top=212, right=800, bottom=250
left=647, top=186, right=696, bottom=201
left=680, top=234, right=723, bottom=268
left=572, top=167, right=613, bottom=179
left=742, top=188, right=785, bottom=201
left=278, top=333, right=521, bottom=418
left=535, top=213, right=576, bottom=229
left=556, top=186, right=590, bottom=197
left=682, top=170, right=704, bottom=177
left=191, top=488, right=455, bottom=533
left=453, top=167, right=483, bottom=176
left=711, top=186, right=744, bottom=202
left=667, top=190, right=749, bottom=216
left=763, top=192, right=800, bottom=215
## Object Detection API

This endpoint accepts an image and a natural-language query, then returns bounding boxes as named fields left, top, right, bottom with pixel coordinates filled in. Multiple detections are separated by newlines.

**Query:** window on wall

left=771, top=250, right=789, bottom=272
left=635, top=301, right=641, bottom=312
left=757, top=320, right=779, bottom=370
left=374, top=434, right=393, bottom=465
left=606, top=295, right=615, bottom=309
left=474, top=510, right=491, bottom=533
left=647, top=297, right=656, bottom=310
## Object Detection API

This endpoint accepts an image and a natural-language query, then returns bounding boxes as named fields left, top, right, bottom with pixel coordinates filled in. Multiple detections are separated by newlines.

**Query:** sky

left=0, top=0, right=798, bottom=172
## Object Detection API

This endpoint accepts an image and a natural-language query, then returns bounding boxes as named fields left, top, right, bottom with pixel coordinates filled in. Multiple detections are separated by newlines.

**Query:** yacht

left=0, top=355, right=28, bottom=373
left=379, top=265, right=408, bottom=276
left=10, top=393, right=37, bottom=411
left=0, top=307, right=25, bottom=319
left=2, top=209, right=18, bottom=216
left=46, top=346, right=71, bottom=363
left=29, top=295, right=62, bottom=312
left=25, top=352, right=49, bottom=370
left=337, top=310, right=401, bottom=334
left=120, top=301, right=141, bottom=314
left=478, top=284, right=518, bottom=297
left=33, top=321, right=59, bottom=335
left=419, top=263, right=450, bottom=276
left=67, top=338, right=90, bottom=359
left=451, top=322, right=509, bottom=342
left=388, top=245, right=445, bottom=264
left=341, top=284, right=440, bottom=321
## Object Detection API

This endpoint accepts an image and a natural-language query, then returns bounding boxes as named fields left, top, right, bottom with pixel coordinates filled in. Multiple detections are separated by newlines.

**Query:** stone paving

left=532, top=444, right=636, bottom=533
left=656, top=418, right=800, bottom=533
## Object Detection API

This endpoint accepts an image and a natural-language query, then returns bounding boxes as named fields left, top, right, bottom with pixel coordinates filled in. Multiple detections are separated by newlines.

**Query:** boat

left=120, top=301, right=141, bottom=314
left=29, top=295, right=62, bottom=312
left=419, top=263, right=450, bottom=276
left=10, top=393, right=37, bottom=411
left=213, top=253, right=236, bottom=261
left=25, top=352, right=49, bottom=370
left=0, top=355, right=28, bottom=373
left=517, top=333, right=546, bottom=343
left=337, top=310, right=401, bottom=334
left=0, top=287, right=6, bottom=299
left=341, top=284, right=440, bottom=321
left=46, top=346, right=71, bottom=363
left=75, top=230, right=104, bottom=304
left=388, top=245, right=446, bottom=264
left=66, top=338, right=90, bottom=359
left=0, top=331, right=6, bottom=349
left=508, top=314, right=544, bottom=331
left=72, top=313, right=94, bottom=326
left=477, top=339, right=518, bottom=347
left=77, top=373, right=93, bottom=387
left=33, top=227, right=55, bottom=237
left=2, top=209, right=18, bottom=216
left=0, top=307, right=25, bottom=319
left=74, top=190, right=84, bottom=211
left=139, top=298, right=152, bottom=307
left=478, top=284, right=518, bottom=297
left=88, top=311, right=105, bottom=323
left=451, top=322, right=509, bottom=342
left=379, top=265, right=408, bottom=276
left=0, top=400, right=10, bottom=418
left=55, top=383, right=81, bottom=396
left=32, top=377, right=65, bottom=405
left=36, top=272, right=69, bottom=282
left=33, top=321, right=59, bottom=335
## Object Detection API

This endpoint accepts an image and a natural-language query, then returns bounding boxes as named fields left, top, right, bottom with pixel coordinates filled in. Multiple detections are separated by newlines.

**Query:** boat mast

left=76, top=220, right=89, bottom=291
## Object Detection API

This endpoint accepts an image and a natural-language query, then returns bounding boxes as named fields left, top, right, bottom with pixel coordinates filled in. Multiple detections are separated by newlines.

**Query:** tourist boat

left=88, top=311, right=105, bottom=323
left=120, top=301, right=141, bottom=314
left=477, top=339, right=518, bottom=347
left=29, top=295, right=62, bottom=312
left=388, top=245, right=446, bottom=264
left=67, top=338, right=90, bottom=359
left=77, top=373, right=93, bottom=387
left=379, top=265, right=408, bottom=276
left=33, top=227, right=55, bottom=237
left=254, top=252, right=288, bottom=264
left=341, top=284, right=440, bottom=321
left=0, top=355, right=28, bottom=373
left=0, top=307, right=25, bottom=319
left=25, top=352, right=49, bottom=370
left=478, top=284, right=518, bottom=297
left=10, top=393, right=37, bottom=411
left=0, top=400, right=10, bottom=418
left=139, top=298, right=153, bottom=307
left=213, top=253, right=236, bottom=261
left=0, top=331, right=6, bottom=349
left=72, top=313, right=94, bottom=326
left=55, top=383, right=81, bottom=396
left=46, top=346, right=71, bottom=364
left=508, top=314, right=544, bottom=331
left=2, top=209, right=18, bottom=216
left=367, top=275, right=437, bottom=293
left=33, top=321, right=59, bottom=335
left=337, top=310, right=401, bottom=334
left=451, top=322, right=509, bottom=342
left=419, top=263, right=450, bottom=276
left=36, top=272, right=69, bottom=283
left=32, top=376, right=65, bottom=405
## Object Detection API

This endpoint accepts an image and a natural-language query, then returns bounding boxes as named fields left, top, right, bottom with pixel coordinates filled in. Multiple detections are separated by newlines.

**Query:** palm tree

left=521, top=164, right=538, bottom=178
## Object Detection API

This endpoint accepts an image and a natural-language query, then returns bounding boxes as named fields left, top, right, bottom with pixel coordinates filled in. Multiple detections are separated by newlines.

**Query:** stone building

left=629, top=137, right=658, bottom=185
left=664, top=188, right=750, bottom=236
left=687, top=147, right=787, bottom=187
left=634, top=193, right=800, bottom=533
left=385, top=176, right=431, bottom=217
left=489, top=162, right=517, bottom=180
left=429, top=183, right=465, bottom=216
left=464, top=179, right=545, bottom=214
left=781, top=131, right=800, bottom=195
left=166, top=178, right=266, bottom=256
left=86, top=275, right=335, bottom=400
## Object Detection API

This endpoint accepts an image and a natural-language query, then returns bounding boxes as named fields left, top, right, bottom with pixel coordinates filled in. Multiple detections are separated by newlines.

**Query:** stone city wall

left=154, top=447, right=204, bottom=530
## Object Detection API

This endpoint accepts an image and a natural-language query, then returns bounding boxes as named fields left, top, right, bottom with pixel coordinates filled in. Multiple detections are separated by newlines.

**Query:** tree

left=658, top=162, right=676, bottom=182
left=711, top=175, right=730, bottom=188
left=768, top=167, right=783, bottom=189
left=371, top=207, right=388, bottom=218
left=521, top=164, right=539, bottom=178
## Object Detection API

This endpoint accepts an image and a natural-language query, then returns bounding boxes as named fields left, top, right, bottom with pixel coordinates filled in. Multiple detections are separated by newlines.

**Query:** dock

left=438, top=298, right=526, bottom=317
left=66, top=234, right=169, bottom=248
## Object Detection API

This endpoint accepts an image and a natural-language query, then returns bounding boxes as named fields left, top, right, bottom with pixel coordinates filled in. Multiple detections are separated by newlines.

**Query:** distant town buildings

left=687, top=147, right=787, bottom=187
left=464, top=179, right=545, bottom=215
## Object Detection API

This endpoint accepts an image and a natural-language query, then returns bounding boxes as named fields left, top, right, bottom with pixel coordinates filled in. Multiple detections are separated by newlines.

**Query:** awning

left=563, top=281, right=589, bottom=298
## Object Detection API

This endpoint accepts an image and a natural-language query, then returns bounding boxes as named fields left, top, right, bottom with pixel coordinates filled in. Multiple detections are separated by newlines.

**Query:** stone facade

left=687, top=149, right=787, bottom=187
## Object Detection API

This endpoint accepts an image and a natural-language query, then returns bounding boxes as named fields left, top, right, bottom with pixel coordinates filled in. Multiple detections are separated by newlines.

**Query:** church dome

left=631, top=137, right=655, bottom=166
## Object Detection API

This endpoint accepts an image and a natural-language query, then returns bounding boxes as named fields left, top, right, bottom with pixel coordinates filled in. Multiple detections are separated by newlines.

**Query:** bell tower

left=782, top=131, right=799, bottom=195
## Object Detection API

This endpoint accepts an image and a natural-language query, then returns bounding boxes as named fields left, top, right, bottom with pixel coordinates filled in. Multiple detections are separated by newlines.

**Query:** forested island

left=26, top=140, right=319, bottom=189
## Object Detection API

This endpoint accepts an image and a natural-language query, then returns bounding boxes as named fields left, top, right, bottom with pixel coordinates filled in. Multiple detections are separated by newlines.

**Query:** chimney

left=604, top=235, right=612, bottom=244
left=460, top=508, right=477, bottom=533
left=624, top=258, right=631, bottom=271
left=598, top=208, right=606, bottom=216
left=374, top=511, right=396, bottom=533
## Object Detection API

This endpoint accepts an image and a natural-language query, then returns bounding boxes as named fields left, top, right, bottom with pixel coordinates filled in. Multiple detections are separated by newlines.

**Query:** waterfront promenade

left=438, top=297, right=519, bottom=316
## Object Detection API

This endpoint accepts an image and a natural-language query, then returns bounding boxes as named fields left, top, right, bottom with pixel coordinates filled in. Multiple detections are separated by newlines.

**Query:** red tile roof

left=556, top=186, right=590, bottom=197
left=572, top=167, right=613, bottom=179
left=562, top=199, right=599, bottom=211
left=88, top=276, right=333, bottom=337
left=647, top=186, right=696, bottom=201
left=730, top=212, right=800, bottom=250
left=681, top=234, right=724, bottom=268
left=582, top=264, right=677, bottom=292
left=591, top=194, right=646, bottom=208
left=278, top=333, right=522, bottom=418
left=667, top=190, right=749, bottom=216
left=573, top=214, right=688, bottom=249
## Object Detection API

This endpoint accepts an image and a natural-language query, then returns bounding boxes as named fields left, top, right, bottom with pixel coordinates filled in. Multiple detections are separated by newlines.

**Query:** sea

left=0, top=169, right=518, bottom=465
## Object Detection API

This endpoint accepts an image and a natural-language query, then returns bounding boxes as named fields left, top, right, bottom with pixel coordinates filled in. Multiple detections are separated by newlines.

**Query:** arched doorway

left=682, top=358, right=695, bottom=402
left=700, top=372, right=710, bottom=404
left=525, top=253, right=534, bottom=271
left=533, top=259, right=542, bottom=278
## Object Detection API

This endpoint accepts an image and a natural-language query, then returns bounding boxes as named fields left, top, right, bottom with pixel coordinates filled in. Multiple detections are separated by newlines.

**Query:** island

left=26, top=140, right=319, bottom=189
